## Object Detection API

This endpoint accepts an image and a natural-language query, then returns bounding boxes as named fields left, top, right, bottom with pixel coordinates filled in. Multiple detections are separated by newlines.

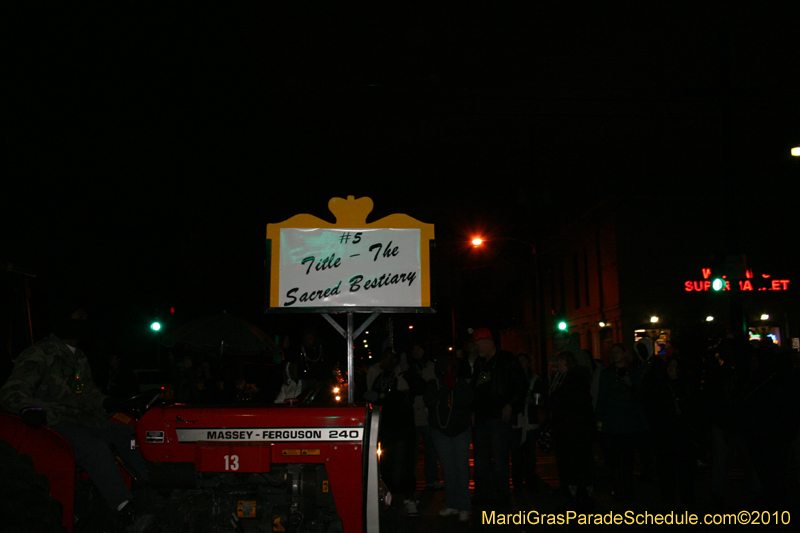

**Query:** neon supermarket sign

left=684, top=268, right=791, bottom=292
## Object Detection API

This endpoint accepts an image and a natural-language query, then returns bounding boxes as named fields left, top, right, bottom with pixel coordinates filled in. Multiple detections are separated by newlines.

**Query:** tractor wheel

left=0, top=439, right=65, bottom=533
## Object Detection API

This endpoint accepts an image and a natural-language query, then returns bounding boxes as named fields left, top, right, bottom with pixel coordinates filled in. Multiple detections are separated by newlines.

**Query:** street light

left=791, top=146, right=800, bottom=157
left=469, top=234, right=545, bottom=377
left=471, top=236, right=536, bottom=254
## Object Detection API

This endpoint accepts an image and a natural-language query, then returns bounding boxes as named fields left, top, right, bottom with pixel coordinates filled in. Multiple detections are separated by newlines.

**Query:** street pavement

left=396, top=443, right=800, bottom=531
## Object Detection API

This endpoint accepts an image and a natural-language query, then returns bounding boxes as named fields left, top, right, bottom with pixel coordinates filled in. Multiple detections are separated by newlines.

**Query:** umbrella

left=161, top=312, right=282, bottom=362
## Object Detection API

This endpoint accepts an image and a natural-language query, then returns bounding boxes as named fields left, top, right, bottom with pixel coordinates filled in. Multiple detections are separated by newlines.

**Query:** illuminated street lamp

left=470, top=233, right=544, bottom=376
left=706, top=316, right=714, bottom=322
left=471, top=236, right=536, bottom=254
left=791, top=146, right=800, bottom=157
left=650, top=316, right=659, bottom=323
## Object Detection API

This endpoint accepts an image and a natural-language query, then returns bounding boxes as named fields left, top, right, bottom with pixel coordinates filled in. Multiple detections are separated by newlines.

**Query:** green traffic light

left=712, top=278, right=726, bottom=291
left=150, top=321, right=162, bottom=332
left=557, top=321, right=568, bottom=331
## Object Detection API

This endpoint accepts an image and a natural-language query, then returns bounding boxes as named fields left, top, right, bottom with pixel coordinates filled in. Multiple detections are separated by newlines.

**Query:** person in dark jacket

left=365, top=347, right=424, bottom=517
left=549, top=351, right=595, bottom=510
left=0, top=307, right=151, bottom=527
left=740, top=346, right=799, bottom=510
left=425, top=352, right=474, bottom=521
left=649, top=355, right=699, bottom=504
left=706, top=339, right=762, bottom=505
left=288, top=328, right=336, bottom=392
left=511, top=352, right=545, bottom=492
left=595, top=342, right=648, bottom=501
left=471, top=328, right=525, bottom=505
left=409, top=343, right=442, bottom=490
left=456, top=339, right=480, bottom=382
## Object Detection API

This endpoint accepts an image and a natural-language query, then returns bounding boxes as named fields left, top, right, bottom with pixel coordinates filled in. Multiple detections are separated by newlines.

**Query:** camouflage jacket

left=0, top=334, right=108, bottom=427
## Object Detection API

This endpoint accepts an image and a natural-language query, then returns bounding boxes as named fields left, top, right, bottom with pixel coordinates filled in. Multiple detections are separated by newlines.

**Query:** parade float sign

left=266, top=196, right=434, bottom=310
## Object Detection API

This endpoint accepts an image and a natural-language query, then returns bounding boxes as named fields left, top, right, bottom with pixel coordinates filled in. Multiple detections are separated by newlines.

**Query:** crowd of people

left=363, top=327, right=800, bottom=522
left=360, top=327, right=535, bottom=522
left=3, top=305, right=799, bottom=528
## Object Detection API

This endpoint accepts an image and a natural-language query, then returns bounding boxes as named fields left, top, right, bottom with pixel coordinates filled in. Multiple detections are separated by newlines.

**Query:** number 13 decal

left=224, top=454, right=239, bottom=471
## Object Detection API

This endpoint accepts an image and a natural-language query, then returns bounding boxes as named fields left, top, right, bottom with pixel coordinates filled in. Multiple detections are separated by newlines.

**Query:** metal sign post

left=321, top=311, right=381, bottom=403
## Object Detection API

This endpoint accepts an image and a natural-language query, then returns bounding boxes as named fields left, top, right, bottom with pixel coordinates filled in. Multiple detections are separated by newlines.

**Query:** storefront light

left=599, top=321, right=606, bottom=328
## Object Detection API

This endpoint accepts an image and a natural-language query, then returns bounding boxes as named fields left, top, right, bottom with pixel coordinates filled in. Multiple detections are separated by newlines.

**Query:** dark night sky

left=4, top=4, right=799, bottom=350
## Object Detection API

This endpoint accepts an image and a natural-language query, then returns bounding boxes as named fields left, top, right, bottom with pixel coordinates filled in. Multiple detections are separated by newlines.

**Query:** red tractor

left=0, top=394, right=387, bottom=533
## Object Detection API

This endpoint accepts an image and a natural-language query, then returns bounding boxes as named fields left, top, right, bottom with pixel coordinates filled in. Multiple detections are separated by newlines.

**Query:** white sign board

left=278, top=228, right=421, bottom=308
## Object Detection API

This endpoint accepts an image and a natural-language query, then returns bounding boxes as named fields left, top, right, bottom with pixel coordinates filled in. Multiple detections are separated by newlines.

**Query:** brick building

left=497, top=195, right=797, bottom=373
